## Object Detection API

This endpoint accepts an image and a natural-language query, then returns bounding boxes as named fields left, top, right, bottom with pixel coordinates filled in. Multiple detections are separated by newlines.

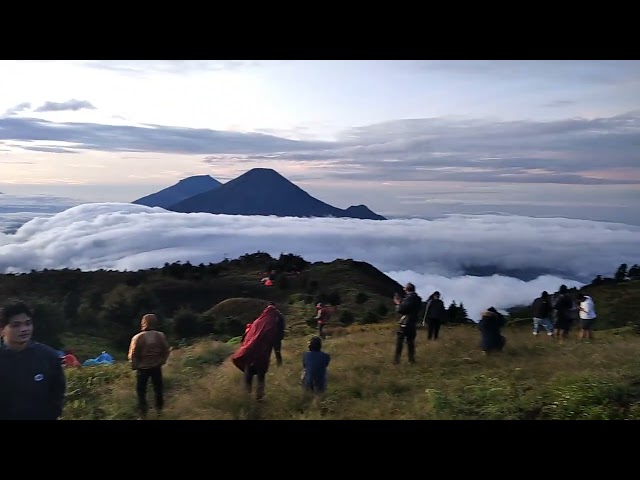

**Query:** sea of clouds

left=1, top=202, right=638, bottom=320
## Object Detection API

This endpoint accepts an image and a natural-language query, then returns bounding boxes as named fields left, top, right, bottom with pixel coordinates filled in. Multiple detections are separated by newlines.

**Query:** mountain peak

left=132, top=175, right=222, bottom=208
left=168, top=168, right=386, bottom=220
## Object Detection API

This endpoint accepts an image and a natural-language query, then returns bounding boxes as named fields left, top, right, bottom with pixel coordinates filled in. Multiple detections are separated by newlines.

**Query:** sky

left=3, top=203, right=638, bottom=319
left=0, top=60, right=639, bottom=223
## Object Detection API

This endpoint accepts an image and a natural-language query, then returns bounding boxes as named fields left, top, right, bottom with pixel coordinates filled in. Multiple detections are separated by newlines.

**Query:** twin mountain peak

left=132, top=168, right=386, bottom=220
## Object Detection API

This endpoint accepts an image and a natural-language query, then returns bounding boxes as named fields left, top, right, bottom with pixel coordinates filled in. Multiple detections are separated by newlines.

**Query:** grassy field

left=60, top=322, right=640, bottom=420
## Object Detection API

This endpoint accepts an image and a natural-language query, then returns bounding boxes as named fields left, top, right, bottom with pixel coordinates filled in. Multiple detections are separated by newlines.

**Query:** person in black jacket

left=422, top=291, right=446, bottom=340
left=478, top=307, right=506, bottom=354
left=0, top=300, right=66, bottom=420
left=531, top=291, right=554, bottom=337
left=269, top=302, right=286, bottom=366
left=393, top=283, right=423, bottom=364
left=553, top=285, right=574, bottom=342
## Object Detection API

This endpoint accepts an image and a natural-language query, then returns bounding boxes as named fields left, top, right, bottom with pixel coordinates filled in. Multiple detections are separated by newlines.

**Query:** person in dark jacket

left=301, top=336, right=331, bottom=396
left=269, top=301, right=285, bottom=366
left=422, top=291, right=446, bottom=340
left=478, top=307, right=507, bottom=354
left=0, top=300, right=66, bottom=420
left=553, top=285, right=574, bottom=342
left=531, top=291, right=554, bottom=336
left=393, top=283, right=423, bottom=364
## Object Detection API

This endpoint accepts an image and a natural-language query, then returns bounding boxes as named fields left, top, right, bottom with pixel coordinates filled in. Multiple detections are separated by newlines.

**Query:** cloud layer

left=2, top=111, right=639, bottom=186
left=0, top=203, right=637, bottom=319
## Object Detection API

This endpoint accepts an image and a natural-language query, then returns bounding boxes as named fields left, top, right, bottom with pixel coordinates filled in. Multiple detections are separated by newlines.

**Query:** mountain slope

left=133, top=175, right=222, bottom=208
left=168, top=168, right=385, bottom=220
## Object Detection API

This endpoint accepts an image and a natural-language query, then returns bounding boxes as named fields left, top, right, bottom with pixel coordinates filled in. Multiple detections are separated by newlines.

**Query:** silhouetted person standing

left=553, top=285, right=574, bottom=343
left=393, top=283, right=422, bottom=364
left=269, top=301, right=286, bottom=366
left=423, top=291, right=446, bottom=340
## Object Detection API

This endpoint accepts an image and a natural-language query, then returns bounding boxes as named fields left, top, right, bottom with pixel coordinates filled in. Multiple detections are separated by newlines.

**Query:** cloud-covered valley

left=0, top=203, right=637, bottom=320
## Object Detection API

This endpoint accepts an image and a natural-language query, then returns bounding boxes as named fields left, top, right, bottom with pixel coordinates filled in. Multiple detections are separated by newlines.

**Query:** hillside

left=132, top=175, right=222, bottom=208
left=60, top=322, right=640, bottom=420
left=0, top=252, right=403, bottom=351
left=2, top=254, right=640, bottom=419
left=168, top=168, right=386, bottom=220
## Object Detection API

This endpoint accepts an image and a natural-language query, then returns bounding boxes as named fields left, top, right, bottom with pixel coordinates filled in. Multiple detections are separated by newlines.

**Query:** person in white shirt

left=577, top=294, right=596, bottom=340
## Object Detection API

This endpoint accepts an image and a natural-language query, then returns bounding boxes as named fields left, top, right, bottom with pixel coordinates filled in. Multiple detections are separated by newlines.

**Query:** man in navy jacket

left=0, top=300, right=66, bottom=420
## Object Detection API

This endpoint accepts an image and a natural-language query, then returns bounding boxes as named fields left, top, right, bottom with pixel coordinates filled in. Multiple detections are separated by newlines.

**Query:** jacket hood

left=141, top=314, right=158, bottom=331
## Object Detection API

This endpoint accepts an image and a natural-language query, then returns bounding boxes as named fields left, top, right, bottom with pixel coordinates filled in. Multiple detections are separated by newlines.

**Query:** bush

left=355, top=292, right=369, bottom=304
left=339, top=310, right=355, bottom=326
left=173, top=308, right=202, bottom=338
left=541, top=378, right=632, bottom=420
left=360, top=311, right=380, bottom=324
left=375, top=302, right=389, bottom=316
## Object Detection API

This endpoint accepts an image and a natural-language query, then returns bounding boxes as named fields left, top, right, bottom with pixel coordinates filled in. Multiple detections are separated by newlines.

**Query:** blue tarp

left=82, top=351, right=115, bottom=367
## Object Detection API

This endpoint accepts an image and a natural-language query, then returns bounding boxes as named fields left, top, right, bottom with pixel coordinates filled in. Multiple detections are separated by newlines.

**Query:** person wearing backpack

left=531, top=291, right=554, bottom=337
left=393, top=283, right=423, bottom=364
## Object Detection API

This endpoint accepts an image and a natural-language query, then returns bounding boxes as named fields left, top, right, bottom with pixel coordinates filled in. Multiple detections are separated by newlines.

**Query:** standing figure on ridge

left=393, top=283, right=422, bottom=364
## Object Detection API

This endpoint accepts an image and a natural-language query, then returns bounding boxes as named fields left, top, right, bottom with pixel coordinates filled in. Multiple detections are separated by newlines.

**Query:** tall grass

left=61, top=323, right=640, bottom=420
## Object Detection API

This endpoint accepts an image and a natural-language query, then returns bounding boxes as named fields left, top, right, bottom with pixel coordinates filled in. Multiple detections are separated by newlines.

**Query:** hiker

left=0, top=300, right=66, bottom=420
left=552, top=285, right=574, bottom=342
left=531, top=291, right=554, bottom=337
left=128, top=313, right=171, bottom=420
left=478, top=307, right=507, bottom=354
left=231, top=303, right=282, bottom=400
left=577, top=293, right=597, bottom=340
left=315, top=303, right=331, bottom=339
left=393, top=283, right=423, bottom=364
left=270, top=302, right=286, bottom=366
left=422, top=291, right=446, bottom=340
left=301, top=336, right=331, bottom=398
left=63, top=350, right=81, bottom=368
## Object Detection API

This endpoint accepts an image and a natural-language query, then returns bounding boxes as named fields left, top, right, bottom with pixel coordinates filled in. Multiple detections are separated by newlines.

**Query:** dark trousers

left=244, top=365, right=267, bottom=399
left=273, top=339, right=282, bottom=366
left=136, top=366, right=164, bottom=415
left=317, top=323, right=325, bottom=339
left=427, top=318, right=441, bottom=340
left=394, top=325, right=416, bottom=363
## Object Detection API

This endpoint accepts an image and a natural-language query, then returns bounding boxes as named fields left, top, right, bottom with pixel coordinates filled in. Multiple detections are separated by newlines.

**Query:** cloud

left=2, top=111, right=639, bottom=185
left=544, top=100, right=577, bottom=108
left=21, top=146, right=79, bottom=154
left=34, top=99, right=96, bottom=112
left=412, top=60, right=640, bottom=85
left=0, top=117, right=323, bottom=154
left=2, top=102, right=32, bottom=117
left=0, top=194, right=80, bottom=234
left=81, top=60, right=265, bottom=76
left=0, top=203, right=637, bottom=319
left=386, top=271, right=583, bottom=321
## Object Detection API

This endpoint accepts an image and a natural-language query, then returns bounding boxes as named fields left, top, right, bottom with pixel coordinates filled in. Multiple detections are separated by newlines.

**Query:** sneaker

left=533, top=331, right=538, bottom=336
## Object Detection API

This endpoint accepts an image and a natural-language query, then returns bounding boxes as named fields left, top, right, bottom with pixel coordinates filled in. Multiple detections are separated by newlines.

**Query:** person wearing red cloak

left=231, top=303, right=283, bottom=400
